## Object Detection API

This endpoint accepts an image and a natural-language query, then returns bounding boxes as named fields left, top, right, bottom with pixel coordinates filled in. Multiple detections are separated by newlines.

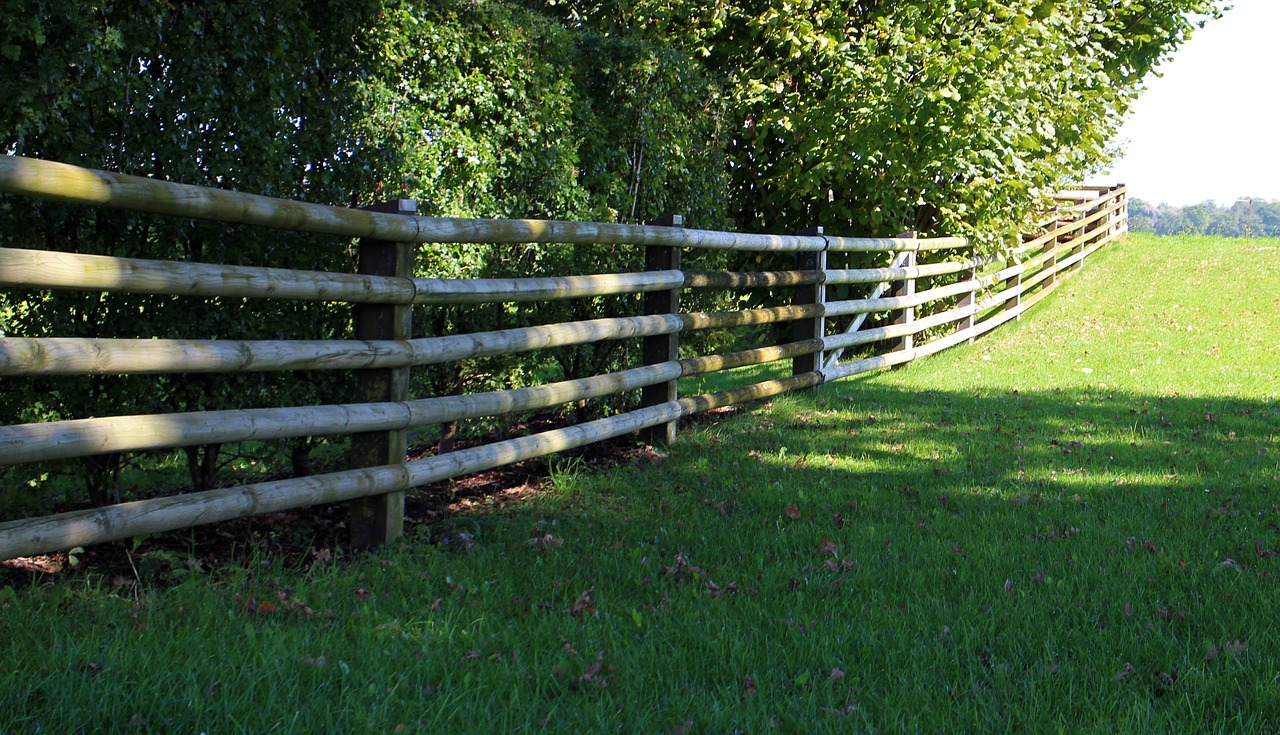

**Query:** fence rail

left=0, top=155, right=1127, bottom=559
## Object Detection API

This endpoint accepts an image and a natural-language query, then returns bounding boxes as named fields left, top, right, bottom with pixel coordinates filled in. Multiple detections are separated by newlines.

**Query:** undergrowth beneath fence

left=3, top=233, right=1279, bottom=732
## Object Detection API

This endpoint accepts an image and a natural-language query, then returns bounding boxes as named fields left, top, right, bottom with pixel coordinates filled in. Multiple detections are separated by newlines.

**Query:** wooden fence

left=0, top=155, right=1127, bottom=560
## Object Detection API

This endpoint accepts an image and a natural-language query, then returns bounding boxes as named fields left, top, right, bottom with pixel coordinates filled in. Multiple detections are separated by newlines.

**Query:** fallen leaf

left=1153, top=669, right=1178, bottom=696
left=571, top=589, right=596, bottom=618
left=1114, top=662, right=1136, bottom=682
left=820, top=538, right=839, bottom=557
left=353, top=588, right=371, bottom=601
left=528, top=534, right=563, bottom=550
left=77, top=661, right=104, bottom=676
left=829, top=667, right=846, bottom=681
left=784, top=504, right=802, bottom=520
left=235, top=594, right=279, bottom=616
left=704, top=580, right=739, bottom=598
left=742, top=674, right=757, bottom=700
left=578, top=650, right=610, bottom=688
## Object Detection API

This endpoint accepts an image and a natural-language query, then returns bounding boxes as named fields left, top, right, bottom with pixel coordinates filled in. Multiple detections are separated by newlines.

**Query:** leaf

left=829, top=667, right=846, bottom=681
left=528, top=533, right=563, bottom=549
left=577, top=650, right=610, bottom=688
left=571, top=589, right=596, bottom=618
left=742, top=674, right=757, bottom=700
left=76, top=661, right=105, bottom=676
left=1114, top=662, right=1135, bottom=682
left=784, top=503, right=802, bottom=520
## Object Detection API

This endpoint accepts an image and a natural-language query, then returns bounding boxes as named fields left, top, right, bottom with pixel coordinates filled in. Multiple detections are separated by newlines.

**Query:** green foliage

left=0, top=1, right=388, bottom=505
left=0, top=0, right=1225, bottom=511
left=0, top=0, right=732, bottom=511
left=1129, top=197, right=1280, bottom=238
left=524, top=0, right=1224, bottom=251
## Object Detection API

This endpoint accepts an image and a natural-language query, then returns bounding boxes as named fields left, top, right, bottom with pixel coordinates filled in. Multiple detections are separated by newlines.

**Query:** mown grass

left=3, top=233, right=1279, bottom=732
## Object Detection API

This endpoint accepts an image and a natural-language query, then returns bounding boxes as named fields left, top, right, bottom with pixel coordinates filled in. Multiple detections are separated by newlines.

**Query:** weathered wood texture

left=790, top=228, right=827, bottom=376
left=0, top=364, right=684, bottom=465
left=348, top=200, right=415, bottom=548
left=641, top=215, right=684, bottom=446
left=0, top=155, right=967, bottom=252
left=0, top=152, right=1127, bottom=559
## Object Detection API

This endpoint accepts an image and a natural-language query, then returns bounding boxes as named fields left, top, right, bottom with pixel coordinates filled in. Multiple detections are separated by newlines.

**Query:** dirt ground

left=1, top=410, right=735, bottom=591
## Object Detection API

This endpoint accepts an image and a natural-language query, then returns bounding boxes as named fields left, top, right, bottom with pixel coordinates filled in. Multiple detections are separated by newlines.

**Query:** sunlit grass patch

left=3, top=234, right=1279, bottom=732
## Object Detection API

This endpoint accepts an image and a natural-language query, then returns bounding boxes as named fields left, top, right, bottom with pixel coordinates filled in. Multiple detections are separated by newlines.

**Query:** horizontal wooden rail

left=824, top=279, right=989, bottom=317
left=0, top=153, right=1128, bottom=560
left=0, top=315, right=684, bottom=375
left=684, top=270, right=819, bottom=289
left=0, top=155, right=967, bottom=253
left=0, top=363, right=685, bottom=465
left=0, top=370, right=831, bottom=558
left=2, top=245, right=998, bottom=304
left=0, top=400, right=686, bottom=558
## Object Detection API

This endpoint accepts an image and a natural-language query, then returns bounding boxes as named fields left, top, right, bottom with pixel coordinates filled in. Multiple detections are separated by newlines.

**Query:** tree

left=520, top=0, right=1225, bottom=249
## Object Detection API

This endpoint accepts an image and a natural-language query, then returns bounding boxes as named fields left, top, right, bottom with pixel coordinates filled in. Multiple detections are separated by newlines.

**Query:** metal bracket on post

left=348, top=199, right=416, bottom=549
left=791, top=227, right=827, bottom=376
left=640, top=214, right=683, bottom=447
left=889, top=232, right=917, bottom=358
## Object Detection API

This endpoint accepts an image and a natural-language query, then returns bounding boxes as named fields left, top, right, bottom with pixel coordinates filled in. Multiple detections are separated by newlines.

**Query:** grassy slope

left=3, top=233, right=1279, bottom=733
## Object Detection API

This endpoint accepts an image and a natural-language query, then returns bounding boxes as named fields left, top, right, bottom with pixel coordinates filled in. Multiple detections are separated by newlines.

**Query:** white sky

left=1099, top=0, right=1280, bottom=206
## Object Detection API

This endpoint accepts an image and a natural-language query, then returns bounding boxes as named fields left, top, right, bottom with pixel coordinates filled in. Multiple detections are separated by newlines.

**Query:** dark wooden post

left=640, top=214, right=683, bottom=446
left=889, top=232, right=917, bottom=355
left=791, top=227, right=827, bottom=376
left=348, top=199, right=416, bottom=548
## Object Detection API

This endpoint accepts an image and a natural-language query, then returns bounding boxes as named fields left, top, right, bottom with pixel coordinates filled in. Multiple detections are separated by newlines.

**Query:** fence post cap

left=365, top=199, right=418, bottom=215
left=647, top=214, right=684, bottom=227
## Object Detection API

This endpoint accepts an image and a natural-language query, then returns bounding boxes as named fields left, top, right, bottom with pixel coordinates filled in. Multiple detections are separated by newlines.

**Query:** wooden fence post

left=1115, top=184, right=1128, bottom=236
left=791, top=227, right=827, bottom=376
left=1073, top=198, right=1095, bottom=272
left=1108, top=184, right=1122, bottom=240
left=956, top=255, right=977, bottom=345
left=640, top=214, right=683, bottom=446
left=889, top=232, right=917, bottom=356
left=348, top=199, right=416, bottom=548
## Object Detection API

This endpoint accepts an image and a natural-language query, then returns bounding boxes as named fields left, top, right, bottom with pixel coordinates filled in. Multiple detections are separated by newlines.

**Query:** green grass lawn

left=3, top=233, right=1279, bottom=732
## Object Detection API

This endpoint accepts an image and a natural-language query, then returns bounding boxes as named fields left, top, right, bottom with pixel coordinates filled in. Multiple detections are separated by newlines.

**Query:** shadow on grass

left=4, top=379, right=1280, bottom=733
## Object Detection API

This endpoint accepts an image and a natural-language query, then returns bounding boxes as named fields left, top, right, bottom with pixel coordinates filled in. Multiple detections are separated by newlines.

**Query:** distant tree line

left=1128, top=198, right=1280, bottom=238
